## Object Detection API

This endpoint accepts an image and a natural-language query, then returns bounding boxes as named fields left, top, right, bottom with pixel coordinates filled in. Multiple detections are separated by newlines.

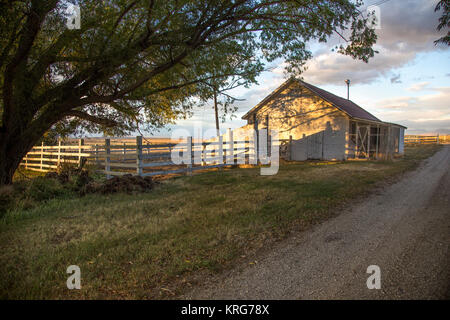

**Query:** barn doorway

left=356, top=125, right=369, bottom=159
left=349, top=121, right=383, bottom=159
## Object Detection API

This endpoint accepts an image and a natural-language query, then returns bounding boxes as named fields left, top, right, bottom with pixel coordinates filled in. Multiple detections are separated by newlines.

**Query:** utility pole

left=345, top=79, right=350, bottom=100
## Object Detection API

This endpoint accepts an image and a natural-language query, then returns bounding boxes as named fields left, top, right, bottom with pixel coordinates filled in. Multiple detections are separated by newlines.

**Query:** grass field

left=0, top=145, right=442, bottom=299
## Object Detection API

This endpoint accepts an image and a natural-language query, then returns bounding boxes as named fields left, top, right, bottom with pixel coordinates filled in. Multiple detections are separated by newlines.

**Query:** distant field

left=0, top=144, right=442, bottom=299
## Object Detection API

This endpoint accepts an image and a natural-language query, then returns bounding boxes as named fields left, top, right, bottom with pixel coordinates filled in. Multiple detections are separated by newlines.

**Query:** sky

left=157, top=0, right=450, bottom=137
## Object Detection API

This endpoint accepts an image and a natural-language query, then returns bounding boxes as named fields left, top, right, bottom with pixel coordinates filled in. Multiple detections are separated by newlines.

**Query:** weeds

left=0, top=145, right=443, bottom=299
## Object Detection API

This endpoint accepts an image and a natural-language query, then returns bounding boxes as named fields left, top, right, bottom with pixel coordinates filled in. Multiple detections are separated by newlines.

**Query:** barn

left=241, top=78, right=406, bottom=161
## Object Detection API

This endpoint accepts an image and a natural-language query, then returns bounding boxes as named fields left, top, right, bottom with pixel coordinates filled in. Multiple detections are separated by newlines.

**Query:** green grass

left=0, top=145, right=442, bottom=299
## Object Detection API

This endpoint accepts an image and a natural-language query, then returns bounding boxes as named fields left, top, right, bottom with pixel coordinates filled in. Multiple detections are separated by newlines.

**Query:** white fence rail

left=404, top=134, right=449, bottom=145
left=20, top=130, right=256, bottom=178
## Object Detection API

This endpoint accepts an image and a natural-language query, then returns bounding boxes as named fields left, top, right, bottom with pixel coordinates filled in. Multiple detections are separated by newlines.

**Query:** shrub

left=0, top=186, right=15, bottom=216
left=25, top=176, right=67, bottom=201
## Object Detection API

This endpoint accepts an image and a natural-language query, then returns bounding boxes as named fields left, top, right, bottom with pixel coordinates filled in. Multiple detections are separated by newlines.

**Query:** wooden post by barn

left=375, top=125, right=379, bottom=160
left=387, top=125, right=392, bottom=160
left=355, top=123, right=359, bottom=159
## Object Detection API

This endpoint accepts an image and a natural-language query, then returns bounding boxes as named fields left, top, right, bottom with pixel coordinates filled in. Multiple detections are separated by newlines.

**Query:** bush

left=81, top=174, right=154, bottom=194
left=2, top=164, right=153, bottom=216
left=0, top=177, right=68, bottom=216
left=25, top=176, right=67, bottom=201
left=0, top=186, right=15, bottom=216
left=1, top=166, right=83, bottom=215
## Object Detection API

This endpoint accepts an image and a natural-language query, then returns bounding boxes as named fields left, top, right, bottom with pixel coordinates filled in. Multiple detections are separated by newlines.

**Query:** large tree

left=0, top=0, right=376, bottom=184
left=435, top=0, right=450, bottom=46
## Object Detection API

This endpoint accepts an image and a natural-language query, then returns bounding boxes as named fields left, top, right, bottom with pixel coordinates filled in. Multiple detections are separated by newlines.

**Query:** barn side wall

left=247, top=82, right=348, bottom=161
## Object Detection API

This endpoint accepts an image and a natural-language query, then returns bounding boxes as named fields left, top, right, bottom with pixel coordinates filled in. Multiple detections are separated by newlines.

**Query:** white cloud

left=301, top=0, right=448, bottom=86
left=372, top=86, right=450, bottom=133
left=407, top=82, right=430, bottom=92
left=400, top=119, right=450, bottom=134
left=302, top=47, right=416, bottom=85
left=171, top=0, right=449, bottom=135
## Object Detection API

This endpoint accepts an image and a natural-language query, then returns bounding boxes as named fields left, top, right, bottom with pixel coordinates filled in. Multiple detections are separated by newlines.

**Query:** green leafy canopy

left=0, top=0, right=377, bottom=139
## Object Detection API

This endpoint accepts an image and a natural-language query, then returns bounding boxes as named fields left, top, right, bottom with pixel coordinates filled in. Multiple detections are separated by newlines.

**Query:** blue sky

left=157, top=0, right=450, bottom=136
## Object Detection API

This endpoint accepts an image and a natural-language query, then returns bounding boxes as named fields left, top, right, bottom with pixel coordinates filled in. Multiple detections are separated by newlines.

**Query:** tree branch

left=65, top=110, right=119, bottom=127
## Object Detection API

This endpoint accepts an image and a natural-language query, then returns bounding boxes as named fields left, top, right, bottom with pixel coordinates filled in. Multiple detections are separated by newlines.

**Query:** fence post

left=250, top=130, right=257, bottom=165
left=95, top=144, right=99, bottom=165
left=78, top=138, right=84, bottom=167
left=123, top=142, right=126, bottom=161
left=136, top=136, right=143, bottom=176
left=437, top=134, right=440, bottom=144
left=187, top=136, right=193, bottom=175
left=105, top=138, right=111, bottom=179
left=226, top=128, right=233, bottom=164
left=211, top=139, right=216, bottom=165
left=218, top=135, right=223, bottom=166
left=245, top=136, right=249, bottom=165
left=40, top=141, right=44, bottom=171
left=57, top=138, right=61, bottom=167
left=201, top=143, right=206, bottom=166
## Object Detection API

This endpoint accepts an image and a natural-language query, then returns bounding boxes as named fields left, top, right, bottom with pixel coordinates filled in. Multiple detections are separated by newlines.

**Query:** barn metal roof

left=297, top=80, right=381, bottom=122
left=242, top=78, right=405, bottom=128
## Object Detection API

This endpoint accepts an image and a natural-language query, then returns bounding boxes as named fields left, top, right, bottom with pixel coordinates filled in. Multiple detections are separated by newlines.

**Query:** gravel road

left=184, top=146, right=450, bottom=299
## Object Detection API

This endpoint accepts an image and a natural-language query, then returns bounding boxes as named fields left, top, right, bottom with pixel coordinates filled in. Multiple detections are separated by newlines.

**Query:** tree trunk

left=0, top=152, right=22, bottom=185
left=0, top=129, right=45, bottom=185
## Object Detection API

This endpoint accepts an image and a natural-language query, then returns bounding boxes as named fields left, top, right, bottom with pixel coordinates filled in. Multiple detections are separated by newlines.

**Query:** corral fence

left=20, top=129, right=257, bottom=178
left=405, top=134, right=450, bottom=145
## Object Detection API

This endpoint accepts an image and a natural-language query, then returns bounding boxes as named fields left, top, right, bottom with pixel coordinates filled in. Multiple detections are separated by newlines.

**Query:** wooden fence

left=20, top=129, right=255, bottom=178
left=404, top=134, right=450, bottom=145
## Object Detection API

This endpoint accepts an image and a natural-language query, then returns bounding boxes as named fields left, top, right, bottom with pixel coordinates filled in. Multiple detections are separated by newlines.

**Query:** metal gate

left=355, top=125, right=369, bottom=159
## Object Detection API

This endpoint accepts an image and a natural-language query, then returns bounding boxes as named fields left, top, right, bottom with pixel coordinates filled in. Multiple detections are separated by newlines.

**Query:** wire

left=362, top=0, right=393, bottom=11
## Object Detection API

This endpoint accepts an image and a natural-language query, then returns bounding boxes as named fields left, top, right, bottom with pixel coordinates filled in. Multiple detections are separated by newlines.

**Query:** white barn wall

left=242, top=81, right=350, bottom=161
